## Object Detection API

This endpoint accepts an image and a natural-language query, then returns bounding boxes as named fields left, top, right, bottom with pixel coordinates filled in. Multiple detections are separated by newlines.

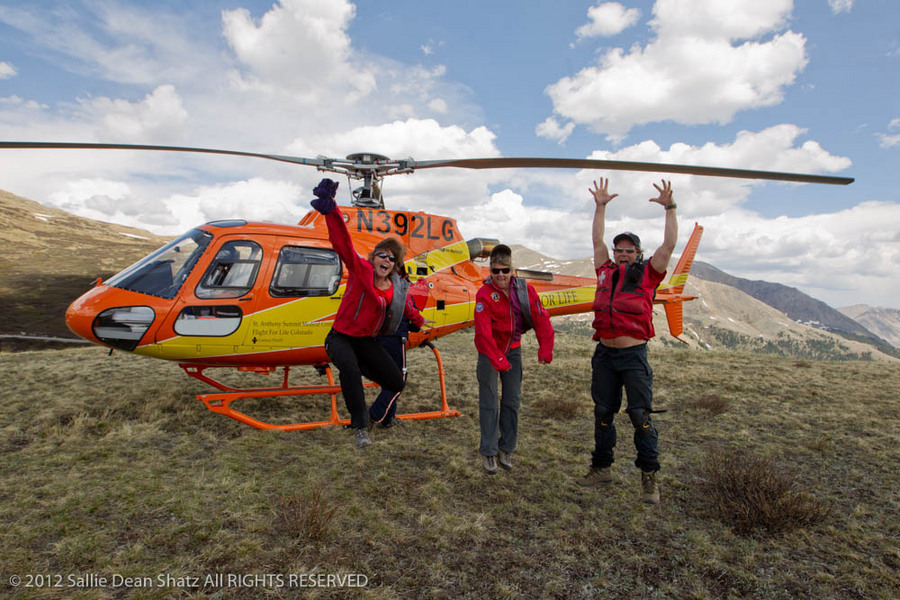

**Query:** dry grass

left=2, top=330, right=900, bottom=599
left=686, top=393, right=730, bottom=415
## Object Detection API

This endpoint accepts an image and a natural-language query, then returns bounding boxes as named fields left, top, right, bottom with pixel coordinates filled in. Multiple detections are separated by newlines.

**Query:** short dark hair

left=489, top=243, right=512, bottom=267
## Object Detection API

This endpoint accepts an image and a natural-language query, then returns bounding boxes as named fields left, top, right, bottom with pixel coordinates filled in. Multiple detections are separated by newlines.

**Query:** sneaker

left=380, top=418, right=401, bottom=429
left=355, top=428, right=372, bottom=449
left=577, top=466, right=613, bottom=488
left=482, top=454, right=499, bottom=475
left=641, top=470, right=660, bottom=504
left=497, top=450, right=513, bottom=471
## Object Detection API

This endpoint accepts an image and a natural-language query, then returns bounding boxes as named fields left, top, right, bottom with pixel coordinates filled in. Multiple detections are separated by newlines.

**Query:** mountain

left=511, top=245, right=898, bottom=361
left=0, top=190, right=171, bottom=342
left=689, top=261, right=898, bottom=355
left=839, top=305, right=900, bottom=349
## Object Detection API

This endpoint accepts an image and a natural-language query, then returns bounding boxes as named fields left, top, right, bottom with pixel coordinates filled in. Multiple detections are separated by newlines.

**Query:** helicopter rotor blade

left=0, top=141, right=854, bottom=185
left=0, top=141, right=331, bottom=168
left=410, top=157, right=854, bottom=186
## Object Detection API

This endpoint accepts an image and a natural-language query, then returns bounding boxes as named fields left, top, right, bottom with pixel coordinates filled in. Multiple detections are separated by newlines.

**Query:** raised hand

left=650, top=179, right=674, bottom=207
left=311, top=178, right=339, bottom=214
left=590, top=178, right=618, bottom=207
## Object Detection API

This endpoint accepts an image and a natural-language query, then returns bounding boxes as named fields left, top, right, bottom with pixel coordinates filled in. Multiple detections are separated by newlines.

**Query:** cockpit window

left=195, top=240, right=263, bottom=299
left=270, top=246, right=341, bottom=297
left=106, top=229, right=213, bottom=299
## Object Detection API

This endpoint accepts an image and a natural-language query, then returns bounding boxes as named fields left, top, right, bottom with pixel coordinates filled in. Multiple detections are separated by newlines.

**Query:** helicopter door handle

left=239, top=295, right=254, bottom=302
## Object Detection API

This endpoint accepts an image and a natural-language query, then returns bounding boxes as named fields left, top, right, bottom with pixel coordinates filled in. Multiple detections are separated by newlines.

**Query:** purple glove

left=311, top=178, right=338, bottom=214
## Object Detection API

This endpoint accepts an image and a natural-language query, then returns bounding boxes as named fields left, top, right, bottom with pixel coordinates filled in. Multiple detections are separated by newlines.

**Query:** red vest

left=591, top=260, right=665, bottom=341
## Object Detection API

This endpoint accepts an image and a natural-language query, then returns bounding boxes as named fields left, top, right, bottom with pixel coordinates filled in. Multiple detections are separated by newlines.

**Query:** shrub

left=272, top=483, right=339, bottom=542
left=698, top=448, right=831, bottom=536
left=687, top=394, right=729, bottom=415
left=532, top=396, right=581, bottom=420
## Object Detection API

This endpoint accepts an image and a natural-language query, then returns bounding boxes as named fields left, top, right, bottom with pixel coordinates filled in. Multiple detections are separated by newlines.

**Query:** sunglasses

left=374, top=251, right=396, bottom=263
left=491, top=267, right=511, bottom=274
left=612, top=247, right=637, bottom=254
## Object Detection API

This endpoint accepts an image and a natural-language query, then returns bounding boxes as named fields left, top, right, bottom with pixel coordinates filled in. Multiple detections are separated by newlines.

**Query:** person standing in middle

left=474, top=244, right=555, bottom=474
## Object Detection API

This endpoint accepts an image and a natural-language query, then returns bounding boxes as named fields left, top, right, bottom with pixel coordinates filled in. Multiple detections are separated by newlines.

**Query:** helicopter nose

left=65, top=285, right=156, bottom=351
left=65, top=288, right=102, bottom=343
left=65, top=302, right=91, bottom=342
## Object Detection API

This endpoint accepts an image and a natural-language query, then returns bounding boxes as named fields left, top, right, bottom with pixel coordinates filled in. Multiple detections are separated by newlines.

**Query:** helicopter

left=0, top=141, right=853, bottom=431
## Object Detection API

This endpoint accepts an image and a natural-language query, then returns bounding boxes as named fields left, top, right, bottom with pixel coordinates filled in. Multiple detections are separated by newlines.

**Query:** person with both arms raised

left=577, top=177, right=677, bottom=505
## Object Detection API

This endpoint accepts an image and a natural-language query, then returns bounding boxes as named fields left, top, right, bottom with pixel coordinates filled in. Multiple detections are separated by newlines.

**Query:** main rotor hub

left=316, top=152, right=415, bottom=208
left=345, top=152, right=390, bottom=164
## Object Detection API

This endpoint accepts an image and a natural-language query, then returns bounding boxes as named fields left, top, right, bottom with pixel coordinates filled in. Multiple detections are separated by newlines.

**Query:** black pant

left=324, top=329, right=405, bottom=429
left=590, top=343, right=660, bottom=472
left=370, top=334, right=406, bottom=425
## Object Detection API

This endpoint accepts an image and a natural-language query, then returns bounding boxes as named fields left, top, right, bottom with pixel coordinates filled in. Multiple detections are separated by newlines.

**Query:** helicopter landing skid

left=179, top=342, right=461, bottom=431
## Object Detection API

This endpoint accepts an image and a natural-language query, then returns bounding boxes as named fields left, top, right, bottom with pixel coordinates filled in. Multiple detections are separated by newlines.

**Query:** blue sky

left=1, top=0, right=898, bottom=309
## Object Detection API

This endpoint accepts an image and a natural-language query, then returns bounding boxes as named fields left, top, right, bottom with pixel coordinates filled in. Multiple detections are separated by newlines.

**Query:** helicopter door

left=156, top=238, right=268, bottom=357
left=238, top=242, right=342, bottom=352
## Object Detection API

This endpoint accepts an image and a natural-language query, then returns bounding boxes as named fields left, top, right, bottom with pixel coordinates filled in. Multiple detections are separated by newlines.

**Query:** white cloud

left=828, top=0, right=854, bottom=14
left=163, top=178, right=304, bottom=231
left=286, top=118, right=500, bottom=162
left=879, top=134, right=900, bottom=149
left=575, top=2, right=641, bottom=39
left=0, top=61, right=16, bottom=78
left=222, top=0, right=376, bottom=103
left=535, top=116, right=576, bottom=144
left=699, top=200, right=899, bottom=308
left=458, top=189, right=580, bottom=255
left=546, top=0, right=806, bottom=140
left=428, top=98, right=448, bottom=114
left=84, top=85, right=188, bottom=142
left=877, top=118, right=900, bottom=148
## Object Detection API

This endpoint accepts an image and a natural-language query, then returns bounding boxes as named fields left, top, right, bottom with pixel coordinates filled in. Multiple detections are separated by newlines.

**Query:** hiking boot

left=497, top=450, right=513, bottom=471
left=482, top=454, right=499, bottom=475
left=641, top=470, right=660, bottom=504
left=380, top=418, right=401, bottom=429
left=577, top=466, right=613, bottom=487
left=355, top=428, right=372, bottom=449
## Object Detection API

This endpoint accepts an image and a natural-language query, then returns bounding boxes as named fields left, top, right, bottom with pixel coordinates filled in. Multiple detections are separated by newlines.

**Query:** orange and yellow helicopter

left=0, top=142, right=853, bottom=431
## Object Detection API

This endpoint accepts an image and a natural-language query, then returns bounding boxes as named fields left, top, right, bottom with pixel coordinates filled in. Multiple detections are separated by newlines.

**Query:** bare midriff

left=600, top=335, right=646, bottom=349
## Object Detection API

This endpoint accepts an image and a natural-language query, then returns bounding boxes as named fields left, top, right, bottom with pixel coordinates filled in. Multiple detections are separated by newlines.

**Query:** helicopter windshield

left=105, top=228, right=213, bottom=299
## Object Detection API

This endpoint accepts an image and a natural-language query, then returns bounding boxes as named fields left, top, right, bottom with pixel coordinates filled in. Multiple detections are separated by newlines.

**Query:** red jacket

left=591, top=259, right=665, bottom=341
left=325, top=207, right=424, bottom=337
left=474, top=276, right=554, bottom=371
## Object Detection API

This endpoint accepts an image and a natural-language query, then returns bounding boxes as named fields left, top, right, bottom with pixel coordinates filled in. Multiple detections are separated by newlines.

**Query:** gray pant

left=477, top=346, right=523, bottom=457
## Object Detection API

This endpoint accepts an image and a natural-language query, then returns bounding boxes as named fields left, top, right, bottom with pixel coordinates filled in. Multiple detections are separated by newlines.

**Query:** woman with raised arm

left=309, top=178, right=425, bottom=448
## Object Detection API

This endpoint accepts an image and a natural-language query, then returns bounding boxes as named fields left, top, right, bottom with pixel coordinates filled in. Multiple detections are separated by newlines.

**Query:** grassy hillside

left=2, top=330, right=898, bottom=599
left=0, top=190, right=170, bottom=341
